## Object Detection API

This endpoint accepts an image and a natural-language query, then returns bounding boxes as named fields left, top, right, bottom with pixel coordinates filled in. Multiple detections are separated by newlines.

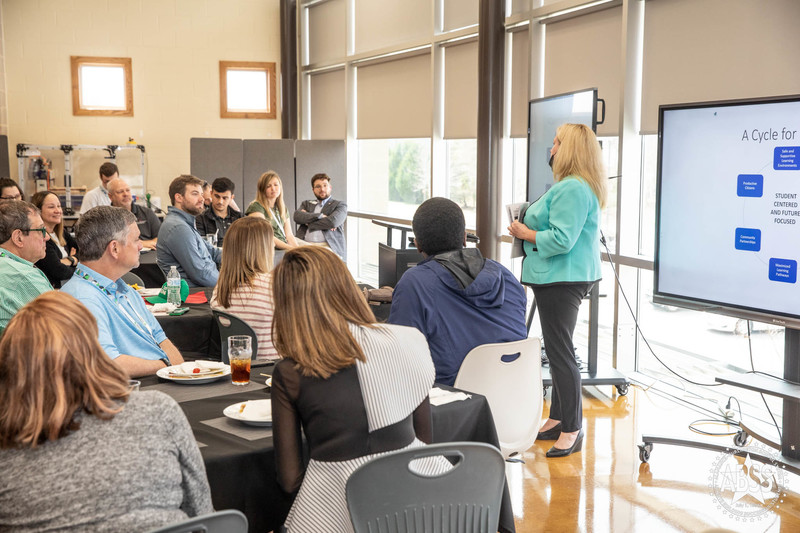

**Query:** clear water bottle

left=167, top=266, right=181, bottom=307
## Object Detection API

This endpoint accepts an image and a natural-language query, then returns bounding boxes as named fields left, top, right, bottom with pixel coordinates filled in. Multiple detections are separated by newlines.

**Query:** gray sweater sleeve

left=162, top=396, right=214, bottom=516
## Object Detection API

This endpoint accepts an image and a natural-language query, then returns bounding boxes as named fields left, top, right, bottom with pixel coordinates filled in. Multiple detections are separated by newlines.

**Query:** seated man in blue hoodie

left=388, top=197, right=527, bottom=385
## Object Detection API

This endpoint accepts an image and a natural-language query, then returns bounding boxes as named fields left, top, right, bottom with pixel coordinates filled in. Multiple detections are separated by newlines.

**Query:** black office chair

left=212, top=309, right=259, bottom=365
left=145, top=509, right=247, bottom=533
left=346, top=442, right=505, bottom=533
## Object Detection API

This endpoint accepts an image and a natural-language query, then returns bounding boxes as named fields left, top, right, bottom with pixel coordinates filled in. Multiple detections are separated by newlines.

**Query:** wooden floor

left=507, top=385, right=800, bottom=532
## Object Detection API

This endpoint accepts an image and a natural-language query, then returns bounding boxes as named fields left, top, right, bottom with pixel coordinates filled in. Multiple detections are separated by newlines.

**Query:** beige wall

left=2, top=0, right=282, bottom=201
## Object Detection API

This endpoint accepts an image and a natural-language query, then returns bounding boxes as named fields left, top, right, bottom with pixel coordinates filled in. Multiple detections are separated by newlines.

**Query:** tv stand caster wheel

left=638, top=443, right=652, bottom=463
left=734, top=430, right=748, bottom=447
left=617, top=384, right=629, bottom=396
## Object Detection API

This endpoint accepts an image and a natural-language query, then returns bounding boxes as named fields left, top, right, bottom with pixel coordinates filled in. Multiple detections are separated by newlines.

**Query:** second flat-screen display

left=527, top=88, right=597, bottom=202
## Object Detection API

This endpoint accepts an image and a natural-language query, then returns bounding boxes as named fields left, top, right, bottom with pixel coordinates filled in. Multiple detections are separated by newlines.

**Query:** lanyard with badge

left=75, top=267, right=167, bottom=361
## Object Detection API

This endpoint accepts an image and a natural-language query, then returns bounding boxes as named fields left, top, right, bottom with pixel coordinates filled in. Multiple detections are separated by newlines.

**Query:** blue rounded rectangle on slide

left=737, top=174, right=763, bottom=197
left=769, top=258, right=797, bottom=283
left=735, top=228, right=761, bottom=251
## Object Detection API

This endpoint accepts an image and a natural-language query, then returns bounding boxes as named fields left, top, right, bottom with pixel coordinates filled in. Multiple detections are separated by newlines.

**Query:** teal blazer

left=521, top=175, right=602, bottom=286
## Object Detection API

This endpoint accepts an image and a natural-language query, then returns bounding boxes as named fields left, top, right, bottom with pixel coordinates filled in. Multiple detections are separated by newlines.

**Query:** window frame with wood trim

left=219, top=61, right=277, bottom=119
left=71, top=56, right=133, bottom=117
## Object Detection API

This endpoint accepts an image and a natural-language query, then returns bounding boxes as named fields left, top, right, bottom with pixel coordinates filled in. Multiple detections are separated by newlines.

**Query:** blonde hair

left=0, top=292, right=130, bottom=449
left=272, top=246, right=375, bottom=379
left=552, top=123, right=607, bottom=209
left=31, top=191, right=65, bottom=247
left=215, top=217, right=275, bottom=308
left=255, top=171, right=288, bottom=224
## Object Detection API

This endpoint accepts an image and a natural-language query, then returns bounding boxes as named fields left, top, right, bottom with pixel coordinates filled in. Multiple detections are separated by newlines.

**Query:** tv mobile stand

left=639, top=327, right=800, bottom=477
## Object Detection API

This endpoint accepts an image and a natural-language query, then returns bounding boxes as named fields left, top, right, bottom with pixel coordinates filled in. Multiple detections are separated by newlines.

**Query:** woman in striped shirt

left=270, top=246, right=444, bottom=532
left=210, top=217, right=279, bottom=360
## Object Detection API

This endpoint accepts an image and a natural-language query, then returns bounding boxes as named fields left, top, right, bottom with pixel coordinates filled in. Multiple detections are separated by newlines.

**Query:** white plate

left=157, top=364, right=230, bottom=384
left=223, top=400, right=273, bottom=426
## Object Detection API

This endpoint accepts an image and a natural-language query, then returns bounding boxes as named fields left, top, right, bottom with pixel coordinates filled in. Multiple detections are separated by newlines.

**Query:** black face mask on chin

left=548, top=153, right=555, bottom=169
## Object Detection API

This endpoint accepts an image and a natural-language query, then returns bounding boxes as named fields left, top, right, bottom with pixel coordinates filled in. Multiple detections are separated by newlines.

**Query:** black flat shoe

left=537, top=423, right=563, bottom=440
left=546, top=429, right=584, bottom=458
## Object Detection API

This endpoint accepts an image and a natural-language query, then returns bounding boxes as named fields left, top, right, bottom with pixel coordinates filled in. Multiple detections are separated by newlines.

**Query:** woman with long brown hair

left=210, top=216, right=278, bottom=359
left=508, top=123, right=607, bottom=458
left=271, top=246, right=444, bottom=532
left=30, top=190, right=78, bottom=287
left=0, top=292, right=213, bottom=531
left=245, top=170, right=304, bottom=250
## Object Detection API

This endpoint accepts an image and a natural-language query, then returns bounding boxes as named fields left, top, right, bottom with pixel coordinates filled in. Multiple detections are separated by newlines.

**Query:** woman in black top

left=31, top=191, right=78, bottom=288
left=270, top=247, right=442, bottom=532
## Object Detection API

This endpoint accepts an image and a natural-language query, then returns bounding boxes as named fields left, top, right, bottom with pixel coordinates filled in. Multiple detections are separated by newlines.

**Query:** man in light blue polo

left=62, top=206, right=184, bottom=377
left=0, top=201, right=52, bottom=333
left=157, top=175, right=222, bottom=287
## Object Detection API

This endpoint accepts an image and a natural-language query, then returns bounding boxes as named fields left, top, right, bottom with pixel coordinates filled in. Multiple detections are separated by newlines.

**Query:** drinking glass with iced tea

left=228, top=336, right=253, bottom=385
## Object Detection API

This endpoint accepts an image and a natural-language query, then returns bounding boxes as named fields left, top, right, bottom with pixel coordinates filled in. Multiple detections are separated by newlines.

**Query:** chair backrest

left=346, top=442, right=505, bottom=533
left=145, top=509, right=248, bottom=533
left=121, top=271, right=145, bottom=287
left=212, top=309, right=259, bottom=364
left=454, top=337, right=543, bottom=458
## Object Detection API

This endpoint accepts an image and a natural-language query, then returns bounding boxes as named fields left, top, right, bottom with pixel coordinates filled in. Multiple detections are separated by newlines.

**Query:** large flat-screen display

left=654, top=94, right=800, bottom=329
left=527, top=88, right=597, bottom=202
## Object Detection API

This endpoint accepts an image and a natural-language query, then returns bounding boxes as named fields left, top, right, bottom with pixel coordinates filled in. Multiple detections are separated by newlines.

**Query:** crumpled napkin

left=149, top=303, right=177, bottom=315
left=429, top=387, right=472, bottom=406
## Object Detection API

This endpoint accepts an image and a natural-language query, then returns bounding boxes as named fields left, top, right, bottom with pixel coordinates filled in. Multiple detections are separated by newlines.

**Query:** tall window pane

left=446, top=139, right=477, bottom=228
left=356, top=139, right=431, bottom=219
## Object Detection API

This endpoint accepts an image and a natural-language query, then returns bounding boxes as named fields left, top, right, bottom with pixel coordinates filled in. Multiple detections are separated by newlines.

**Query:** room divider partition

left=189, top=138, right=346, bottom=222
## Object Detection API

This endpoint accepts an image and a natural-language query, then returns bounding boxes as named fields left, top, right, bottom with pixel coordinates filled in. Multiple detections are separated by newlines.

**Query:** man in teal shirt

left=0, top=201, right=52, bottom=332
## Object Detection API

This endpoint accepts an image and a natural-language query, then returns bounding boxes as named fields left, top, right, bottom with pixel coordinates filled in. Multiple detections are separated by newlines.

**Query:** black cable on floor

left=688, top=418, right=740, bottom=437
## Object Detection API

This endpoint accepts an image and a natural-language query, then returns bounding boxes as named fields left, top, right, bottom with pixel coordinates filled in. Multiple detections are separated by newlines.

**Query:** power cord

left=688, top=419, right=740, bottom=437
left=747, top=321, right=782, bottom=440
left=599, top=230, right=722, bottom=387
left=601, top=228, right=784, bottom=440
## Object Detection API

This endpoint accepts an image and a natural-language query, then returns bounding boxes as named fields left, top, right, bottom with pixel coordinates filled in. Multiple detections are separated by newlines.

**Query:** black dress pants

left=532, top=282, right=593, bottom=433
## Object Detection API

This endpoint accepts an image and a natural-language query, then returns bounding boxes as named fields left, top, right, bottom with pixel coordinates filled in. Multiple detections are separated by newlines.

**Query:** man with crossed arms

left=62, top=206, right=184, bottom=377
left=293, top=173, right=347, bottom=260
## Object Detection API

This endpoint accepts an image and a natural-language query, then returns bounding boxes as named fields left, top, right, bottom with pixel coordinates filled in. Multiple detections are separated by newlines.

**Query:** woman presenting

left=508, top=123, right=606, bottom=458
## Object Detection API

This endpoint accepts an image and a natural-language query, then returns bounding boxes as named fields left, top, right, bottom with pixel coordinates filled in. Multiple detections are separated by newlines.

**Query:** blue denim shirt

left=156, top=206, right=222, bottom=287
left=61, top=264, right=168, bottom=362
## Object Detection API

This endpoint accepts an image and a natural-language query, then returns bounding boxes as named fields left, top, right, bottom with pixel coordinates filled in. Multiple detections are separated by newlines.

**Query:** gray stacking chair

left=346, top=442, right=505, bottom=533
left=145, top=509, right=247, bottom=533
left=212, top=309, right=259, bottom=364
left=120, top=271, right=144, bottom=287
